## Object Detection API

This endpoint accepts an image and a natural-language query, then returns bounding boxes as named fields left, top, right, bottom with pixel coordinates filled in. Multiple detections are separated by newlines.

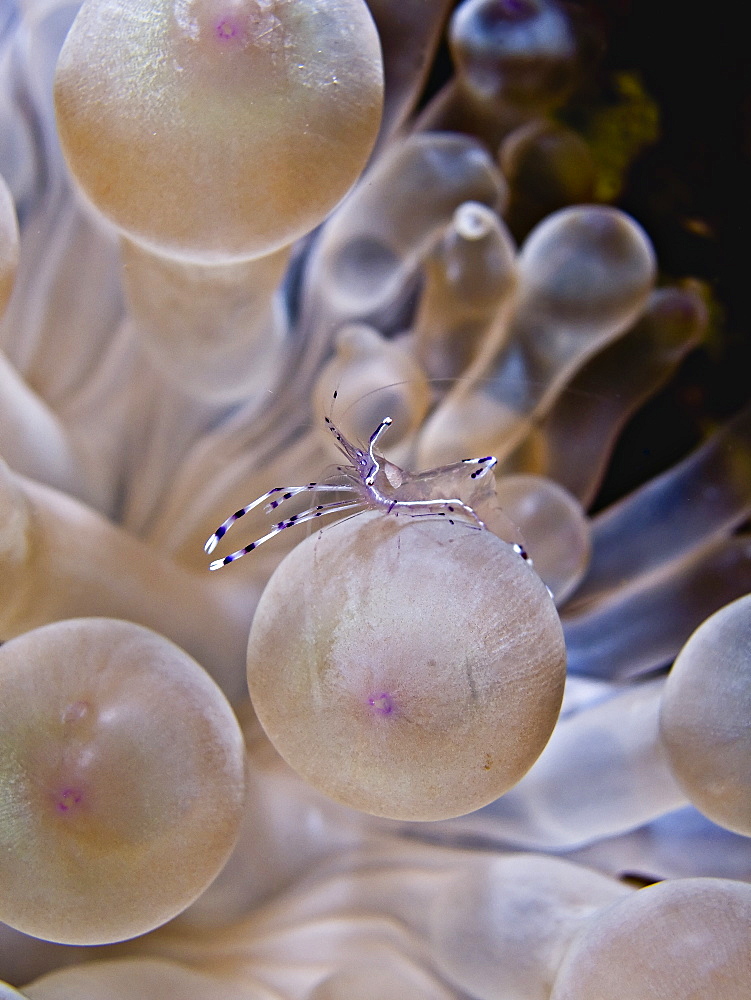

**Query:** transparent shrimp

left=204, top=415, right=499, bottom=569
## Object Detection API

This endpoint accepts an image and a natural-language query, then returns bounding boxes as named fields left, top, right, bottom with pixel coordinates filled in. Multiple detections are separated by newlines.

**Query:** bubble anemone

left=659, top=594, right=751, bottom=836
left=550, top=878, right=751, bottom=1000
left=246, top=511, right=566, bottom=820
left=429, top=853, right=632, bottom=1000
left=54, top=0, right=384, bottom=263
left=0, top=618, right=246, bottom=945
left=21, top=957, right=253, bottom=1000
left=0, top=0, right=749, bottom=991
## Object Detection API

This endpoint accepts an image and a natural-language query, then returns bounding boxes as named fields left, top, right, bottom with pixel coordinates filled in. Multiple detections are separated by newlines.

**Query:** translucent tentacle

left=569, top=404, right=751, bottom=606
left=563, top=535, right=751, bottom=680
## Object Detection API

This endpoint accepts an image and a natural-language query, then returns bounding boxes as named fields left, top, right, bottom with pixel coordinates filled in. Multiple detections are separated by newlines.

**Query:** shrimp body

left=205, top=416, right=498, bottom=569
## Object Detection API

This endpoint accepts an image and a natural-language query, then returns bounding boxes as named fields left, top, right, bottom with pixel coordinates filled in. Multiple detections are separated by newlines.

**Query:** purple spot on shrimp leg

left=367, top=692, right=395, bottom=716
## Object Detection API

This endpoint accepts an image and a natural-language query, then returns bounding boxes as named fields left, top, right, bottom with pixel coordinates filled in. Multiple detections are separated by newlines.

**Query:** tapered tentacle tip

left=204, top=535, right=218, bottom=555
left=208, top=557, right=225, bottom=571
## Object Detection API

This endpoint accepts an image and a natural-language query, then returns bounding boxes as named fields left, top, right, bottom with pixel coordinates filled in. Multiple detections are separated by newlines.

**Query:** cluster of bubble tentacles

left=1, top=0, right=750, bottom=996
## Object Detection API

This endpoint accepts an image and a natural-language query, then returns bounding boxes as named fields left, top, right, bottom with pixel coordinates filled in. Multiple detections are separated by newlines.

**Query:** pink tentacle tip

left=214, top=17, right=246, bottom=44
left=55, top=788, right=84, bottom=813
left=367, top=692, right=395, bottom=716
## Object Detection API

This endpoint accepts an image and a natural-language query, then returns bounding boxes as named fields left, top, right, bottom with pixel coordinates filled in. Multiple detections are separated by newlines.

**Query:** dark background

left=578, top=0, right=751, bottom=505
left=426, top=0, right=751, bottom=505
